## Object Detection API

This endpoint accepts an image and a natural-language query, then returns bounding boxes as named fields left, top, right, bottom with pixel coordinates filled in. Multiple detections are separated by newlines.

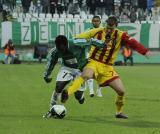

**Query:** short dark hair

left=55, top=35, right=68, bottom=46
left=106, top=15, right=118, bottom=27
left=92, top=15, right=101, bottom=20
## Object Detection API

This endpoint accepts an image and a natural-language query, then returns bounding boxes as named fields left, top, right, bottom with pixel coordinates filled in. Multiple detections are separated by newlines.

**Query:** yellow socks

left=115, top=95, right=124, bottom=114
left=67, top=76, right=84, bottom=95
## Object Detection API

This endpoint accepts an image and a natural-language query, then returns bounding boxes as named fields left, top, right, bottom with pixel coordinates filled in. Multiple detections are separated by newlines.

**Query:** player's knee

left=55, top=84, right=64, bottom=93
left=81, top=74, right=92, bottom=80
left=81, top=68, right=94, bottom=80
left=55, top=81, right=69, bottom=93
left=55, top=87, right=63, bottom=93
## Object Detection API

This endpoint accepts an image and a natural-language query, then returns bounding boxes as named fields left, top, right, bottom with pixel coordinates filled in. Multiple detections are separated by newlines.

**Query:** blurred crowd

left=0, top=0, right=160, bottom=23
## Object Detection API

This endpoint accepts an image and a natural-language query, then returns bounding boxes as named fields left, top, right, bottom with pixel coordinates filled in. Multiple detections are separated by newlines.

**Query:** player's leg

left=130, top=57, right=133, bottom=66
left=98, top=64, right=127, bottom=119
left=61, top=67, right=94, bottom=103
left=43, top=67, right=72, bottom=118
left=10, top=54, right=15, bottom=64
left=43, top=81, right=70, bottom=119
left=124, top=56, right=127, bottom=66
left=96, top=85, right=102, bottom=97
left=74, top=90, right=85, bottom=104
left=87, top=79, right=94, bottom=97
left=50, top=67, right=73, bottom=106
left=68, top=67, right=94, bottom=95
left=109, top=78, right=128, bottom=119
left=50, top=81, right=70, bottom=108
left=74, top=73, right=86, bottom=104
left=4, top=55, right=9, bottom=64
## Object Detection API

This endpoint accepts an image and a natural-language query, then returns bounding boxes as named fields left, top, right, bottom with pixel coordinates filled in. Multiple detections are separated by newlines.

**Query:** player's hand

left=44, top=77, right=52, bottom=83
left=145, top=51, right=152, bottom=59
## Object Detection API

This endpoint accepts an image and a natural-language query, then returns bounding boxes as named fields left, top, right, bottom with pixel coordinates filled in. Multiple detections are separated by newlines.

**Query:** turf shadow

left=65, top=115, right=160, bottom=128
left=128, top=97, right=160, bottom=102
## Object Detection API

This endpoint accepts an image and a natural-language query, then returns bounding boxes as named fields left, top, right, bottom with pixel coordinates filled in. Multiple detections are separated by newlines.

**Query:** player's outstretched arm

left=122, top=32, right=148, bottom=55
left=68, top=38, right=89, bottom=47
left=69, top=38, right=104, bottom=48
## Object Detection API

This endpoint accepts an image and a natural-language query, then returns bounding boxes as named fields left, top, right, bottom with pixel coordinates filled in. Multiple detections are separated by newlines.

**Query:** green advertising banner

left=1, top=22, right=160, bottom=48
left=48, top=21, right=58, bottom=43
left=0, top=23, right=1, bottom=48
left=12, top=21, right=21, bottom=45
left=66, top=22, right=76, bottom=39
left=30, top=21, right=39, bottom=44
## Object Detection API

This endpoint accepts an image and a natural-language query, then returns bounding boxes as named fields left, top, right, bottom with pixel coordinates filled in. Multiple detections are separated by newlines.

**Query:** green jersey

left=44, top=38, right=104, bottom=77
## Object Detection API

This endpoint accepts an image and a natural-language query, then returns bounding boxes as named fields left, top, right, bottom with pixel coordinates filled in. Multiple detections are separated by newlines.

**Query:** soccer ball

left=50, top=105, right=67, bottom=119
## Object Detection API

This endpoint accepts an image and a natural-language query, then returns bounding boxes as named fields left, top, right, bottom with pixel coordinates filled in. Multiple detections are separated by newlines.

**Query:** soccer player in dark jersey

left=43, top=35, right=104, bottom=118
left=61, top=16, right=152, bottom=119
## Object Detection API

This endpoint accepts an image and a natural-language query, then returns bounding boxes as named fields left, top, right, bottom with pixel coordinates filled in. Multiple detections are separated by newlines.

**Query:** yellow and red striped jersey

left=75, top=27, right=148, bottom=65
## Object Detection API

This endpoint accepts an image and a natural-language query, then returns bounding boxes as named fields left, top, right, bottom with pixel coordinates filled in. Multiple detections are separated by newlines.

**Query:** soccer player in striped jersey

left=61, top=16, right=151, bottom=119
left=43, top=35, right=104, bottom=118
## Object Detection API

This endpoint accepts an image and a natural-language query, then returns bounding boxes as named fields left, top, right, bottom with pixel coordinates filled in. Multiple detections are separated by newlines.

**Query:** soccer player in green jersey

left=43, top=35, right=104, bottom=118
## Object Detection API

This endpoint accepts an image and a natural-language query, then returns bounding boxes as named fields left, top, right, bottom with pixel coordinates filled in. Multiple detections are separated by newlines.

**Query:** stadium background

left=0, top=1, right=160, bottom=134
left=0, top=0, right=160, bottom=63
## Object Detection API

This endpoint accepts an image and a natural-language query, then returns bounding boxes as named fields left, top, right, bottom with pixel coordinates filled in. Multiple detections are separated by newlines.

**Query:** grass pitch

left=0, top=64, right=160, bottom=134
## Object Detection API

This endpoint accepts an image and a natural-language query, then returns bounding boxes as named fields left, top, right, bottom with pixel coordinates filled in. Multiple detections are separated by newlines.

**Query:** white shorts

left=56, top=66, right=85, bottom=91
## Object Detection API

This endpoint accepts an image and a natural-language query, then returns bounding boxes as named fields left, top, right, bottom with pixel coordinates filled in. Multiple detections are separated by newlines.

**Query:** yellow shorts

left=84, top=59, right=119, bottom=87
